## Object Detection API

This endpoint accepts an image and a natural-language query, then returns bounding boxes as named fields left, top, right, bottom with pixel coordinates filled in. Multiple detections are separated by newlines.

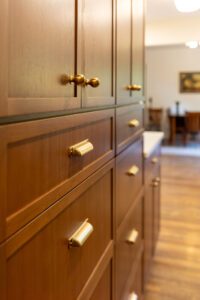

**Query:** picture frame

left=180, top=72, right=200, bottom=93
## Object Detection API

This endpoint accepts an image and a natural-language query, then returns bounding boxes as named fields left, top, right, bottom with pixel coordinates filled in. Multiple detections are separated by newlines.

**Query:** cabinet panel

left=4, top=0, right=79, bottom=116
left=81, top=0, right=115, bottom=107
left=116, top=196, right=143, bottom=300
left=6, top=164, right=114, bottom=300
left=131, top=0, right=145, bottom=102
left=3, top=110, right=114, bottom=239
left=153, top=168, right=161, bottom=254
left=90, top=263, right=112, bottom=300
left=116, top=138, right=143, bottom=227
left=144, top=182, right=153, bottom=284
left=129, top=256, right=143, bottom=300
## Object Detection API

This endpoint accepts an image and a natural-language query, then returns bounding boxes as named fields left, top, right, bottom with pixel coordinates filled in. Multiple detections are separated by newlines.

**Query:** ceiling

left=146, top=0, right=200, bottom=22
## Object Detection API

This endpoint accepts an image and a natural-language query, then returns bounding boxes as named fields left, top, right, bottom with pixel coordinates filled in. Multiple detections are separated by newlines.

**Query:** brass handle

left=155, top=177, right=161, bottom=183
left=126, top=229, right=139, bottom=245
left=68, top=139, right=94, bottom=157
left=85, top=77, right=100, bottom=88
left=68, top=219, right=94, bottom=248
left=60, top=74, right=86, bottom=86
left=127, top=165, right=139, bottom=176
left=128, top=119, right=140, bottom=128
left=151, top=157, right=158, bottom=164
left=152, top=180, right=159, bottom=187
left=129, top=292, right=138, bottom=300
left=127, top=85, right=142, bottom=91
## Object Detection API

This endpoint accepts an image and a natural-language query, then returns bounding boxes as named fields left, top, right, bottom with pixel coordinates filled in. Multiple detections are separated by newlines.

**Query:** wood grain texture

left=3, top=109, right=115, bottom=238
left=0, top=0, right=8, bottom=116
left=116, top=138, right=143, bottom=227
left=8, top=0, right=79, bottom=115
left=6, top=164, right=114, bottom=300
left=116, top=104, right=144, bottom=154
left=145, top=155, right=200, bottom=300
left=0, top=128, right=6, bottom=242
left=81, top=0, right=115, bottom=107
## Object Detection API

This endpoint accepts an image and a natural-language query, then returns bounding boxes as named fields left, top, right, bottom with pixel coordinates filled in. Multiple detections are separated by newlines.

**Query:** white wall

left=146, top=46, right=200, bottom=136
left=146, top=16, right=200, bottom=46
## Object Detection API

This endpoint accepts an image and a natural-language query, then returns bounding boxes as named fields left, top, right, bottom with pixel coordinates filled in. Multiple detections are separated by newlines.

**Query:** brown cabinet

left=144, top=144, right=161, bottom=284
left=6, top=161, right=114, bottom=300
left=116, top=0, right=145, bottom=104
left=0, top=0, right=115, bottom=117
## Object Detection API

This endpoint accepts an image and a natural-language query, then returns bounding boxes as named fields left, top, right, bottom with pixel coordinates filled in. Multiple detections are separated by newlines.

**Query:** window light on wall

left=185, top=41, right=200, bottom=49
left=175, top=0, right=200, bottom=13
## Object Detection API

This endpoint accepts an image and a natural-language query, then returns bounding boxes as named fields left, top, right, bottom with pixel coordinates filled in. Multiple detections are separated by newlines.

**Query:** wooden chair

left=185, top=112, right=200, bottom=143
left=148, top=108, right=163, bottom=131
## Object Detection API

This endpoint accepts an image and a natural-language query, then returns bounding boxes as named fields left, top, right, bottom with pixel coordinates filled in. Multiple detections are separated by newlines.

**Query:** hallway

left=145, top=155, right=200, bottom=300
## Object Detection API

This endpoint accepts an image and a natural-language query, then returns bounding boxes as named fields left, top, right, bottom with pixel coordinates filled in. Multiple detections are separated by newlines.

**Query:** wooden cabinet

left=0, top=0, right=115, bottom=117
left=0, top=0, right=146, bottom=299
left=116, top=0, right=144, bottom=104
left=144, top=144, right=161, bottom=284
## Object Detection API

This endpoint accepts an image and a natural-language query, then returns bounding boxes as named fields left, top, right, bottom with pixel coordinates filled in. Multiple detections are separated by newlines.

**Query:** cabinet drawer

left=128, top=255, right=143, bottom=300
left=116, top=196, right=143, bottom=300
left=116, top=105, right=143, bottom=154
left=116, top=138, right=143, bottom=227
left=144, top=145, right=161, bottom=185
left=1, top=109, right=115, bottom=238
left=6, top=161, right=114, bottom=300
left=89, top=263, right=112, bottom=300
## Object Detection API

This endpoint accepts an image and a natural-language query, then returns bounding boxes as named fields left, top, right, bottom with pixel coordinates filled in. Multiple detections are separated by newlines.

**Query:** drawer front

left=90, top=263, right=112, bottom=300
left=145, top=144, right=161, bottom=185
left=116, top=105, right=143, bottom=154
left=1, top=109, right=114, bottom=238
left=128, top=256, right=143, bottom=300
left=6, top=162, right=114, bottom=300
left=116, top=196, right=143, bottom=300
left=116, top=138, right=143, bottom=227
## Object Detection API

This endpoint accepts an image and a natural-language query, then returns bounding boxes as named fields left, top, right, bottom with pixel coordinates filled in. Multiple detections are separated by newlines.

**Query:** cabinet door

left=1, top=0, right=78, bottom=117
left=153, top=174, right=161, bottom=253
left=80, top=0, right=115, bottom=107
left=131, top=0, right=145, bottom=102
left=144, top=182, right=153, bottom=284
left=116, top=0, right=144, bottom=104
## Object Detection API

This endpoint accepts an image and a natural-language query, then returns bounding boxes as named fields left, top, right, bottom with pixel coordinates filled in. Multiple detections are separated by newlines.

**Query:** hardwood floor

left=144, top=155, right=200, bottom=300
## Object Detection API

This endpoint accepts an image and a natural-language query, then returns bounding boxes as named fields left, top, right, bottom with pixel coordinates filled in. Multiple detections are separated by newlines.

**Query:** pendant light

left=174, top=0, right=200, bottom=13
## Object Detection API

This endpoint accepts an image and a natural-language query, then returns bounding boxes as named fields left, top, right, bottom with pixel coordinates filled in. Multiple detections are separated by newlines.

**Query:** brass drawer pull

left=68, top=219, right=94, bottom=248
left=127, top=85, right=142, bottom=91
left=128, top=119, right=140, bottom=128
left=151, top=157, right=158, bottom=164
left=85, top=77, right=100, bottom=88
left=128, top=165, right=139, bottom=176
left=126, top=229, right=139, bottom=245
left=60, top=74, right=86, bottom=86
left=68, top=139, right=94, bottom=157
left=152, top=180, right=159, bottom=187
left=129, top=292, right=138, bottom=300
left=155, top=177, right=161, bottom=183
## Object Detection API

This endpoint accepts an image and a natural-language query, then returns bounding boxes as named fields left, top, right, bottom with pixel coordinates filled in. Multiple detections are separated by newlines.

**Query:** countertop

left=143, top=131, right=164, bottom=158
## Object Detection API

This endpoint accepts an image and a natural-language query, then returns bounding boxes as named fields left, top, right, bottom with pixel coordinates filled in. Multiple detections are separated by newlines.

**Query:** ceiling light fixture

left=174, top=0, right=200, bottom=13
left=185, top=41, right=199, bottom=49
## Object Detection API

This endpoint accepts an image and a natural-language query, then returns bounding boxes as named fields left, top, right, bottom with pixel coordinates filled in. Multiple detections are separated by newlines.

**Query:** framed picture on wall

left=180, top=72, right=200, bottom=93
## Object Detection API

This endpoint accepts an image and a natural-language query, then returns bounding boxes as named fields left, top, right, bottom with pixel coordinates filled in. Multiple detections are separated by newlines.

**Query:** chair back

left=185, top=112, right=200, bottom=133
left=148, top=108, right=163, bottom=129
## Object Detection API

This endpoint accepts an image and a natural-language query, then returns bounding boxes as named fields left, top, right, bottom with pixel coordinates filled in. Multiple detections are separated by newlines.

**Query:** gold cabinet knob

left=129, top=292, right=138, bottom=300
left=68, top=139, right=94, bottom=157
left=68, top=219, right=94, bottom=248
left=151, top=157, right=158, bottom=164
left=126, top=85, right=142, bottom=91
left=127, top=165, right=139, bottom=176
left=60, top=74, right=86, bottom=86
left=128, top=119, right=140, bottom=128
left=85, top=77, right=100, bottom=88
left=126, top=229, right=139, bottom=245
left=155, top=177, right=161, bottom=183
left=152, top=180, right=159, bottom=187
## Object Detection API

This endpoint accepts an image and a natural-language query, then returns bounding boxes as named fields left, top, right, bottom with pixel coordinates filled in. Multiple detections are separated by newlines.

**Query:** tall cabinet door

left=116, top=0, right=144, bottom=104
left=80, top=0, right=115, bottom=107
left=1, top=0, right=78, bottom=117
left=131, top=0, right=145, bottom=102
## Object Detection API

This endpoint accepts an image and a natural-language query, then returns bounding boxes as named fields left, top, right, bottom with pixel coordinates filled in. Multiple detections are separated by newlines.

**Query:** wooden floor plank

left=144, top=155, right=200, bottom=300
